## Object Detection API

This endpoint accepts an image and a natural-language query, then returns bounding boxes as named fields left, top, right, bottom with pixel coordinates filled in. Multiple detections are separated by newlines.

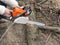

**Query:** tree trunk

left=25, top=0, right=41, bottom=45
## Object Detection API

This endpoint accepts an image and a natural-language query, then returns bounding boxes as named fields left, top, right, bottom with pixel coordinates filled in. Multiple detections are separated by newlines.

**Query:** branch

left=38, top=26, right=60, bottom=32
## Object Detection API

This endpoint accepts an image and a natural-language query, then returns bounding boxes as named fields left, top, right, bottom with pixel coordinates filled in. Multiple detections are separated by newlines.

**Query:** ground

left=0, top=0, right=60, bottom=45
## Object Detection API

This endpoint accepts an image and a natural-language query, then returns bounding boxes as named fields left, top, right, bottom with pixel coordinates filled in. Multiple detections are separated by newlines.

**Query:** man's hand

left=4, top=8, right=12, bottom=17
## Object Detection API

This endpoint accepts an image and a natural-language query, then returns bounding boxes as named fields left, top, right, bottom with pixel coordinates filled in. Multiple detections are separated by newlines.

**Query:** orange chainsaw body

left=12, top=7, right=26, bottom=17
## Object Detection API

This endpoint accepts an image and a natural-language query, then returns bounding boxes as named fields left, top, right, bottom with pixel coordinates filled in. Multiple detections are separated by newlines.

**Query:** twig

left=45, top=32, right=52, bottom=45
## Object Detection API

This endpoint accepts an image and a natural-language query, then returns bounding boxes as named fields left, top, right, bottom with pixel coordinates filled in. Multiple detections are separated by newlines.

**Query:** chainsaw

left=2, top=7, right=45, bottom=26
